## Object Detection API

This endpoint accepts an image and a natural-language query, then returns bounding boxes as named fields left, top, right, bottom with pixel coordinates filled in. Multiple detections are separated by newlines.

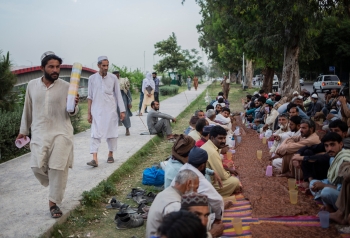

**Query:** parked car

left=313, top=75, right=341, bottom=92
left=272, top=75, right=279, bottom=91
left=299, top=78, right=304, bottom=86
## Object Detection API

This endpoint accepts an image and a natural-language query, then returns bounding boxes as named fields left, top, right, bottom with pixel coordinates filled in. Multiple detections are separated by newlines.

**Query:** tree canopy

left=0, top=51, right=17, bottom=111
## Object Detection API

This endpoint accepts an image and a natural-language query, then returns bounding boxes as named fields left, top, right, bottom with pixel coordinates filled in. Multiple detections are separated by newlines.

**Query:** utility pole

left=242, top=53, right=245, bottom=89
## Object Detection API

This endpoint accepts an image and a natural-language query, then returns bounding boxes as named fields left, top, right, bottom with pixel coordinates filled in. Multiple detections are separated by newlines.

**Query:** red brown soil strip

left=250, top=223, right=341, bottom=238
left=233, top=127, right=320, bottom=218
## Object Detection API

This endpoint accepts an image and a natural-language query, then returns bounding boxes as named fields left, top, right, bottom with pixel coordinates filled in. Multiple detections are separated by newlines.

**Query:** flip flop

left=107, top=157, right=114, bottom=163
left=126, top=188, right=146, bottom=199
left=119, top=204, right=137, bottom=214
left=50, top=205, right=62, bottom=218
left=87, top=160, right=98, bottom=167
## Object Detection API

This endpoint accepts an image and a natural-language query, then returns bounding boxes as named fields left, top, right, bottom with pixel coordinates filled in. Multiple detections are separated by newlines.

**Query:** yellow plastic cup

left=227, top=150, right=232, bottom=160
left=289, top=190, right=298, bottom=204
left=257, top=150, right=262, bottom=159
left=288, top=178, right=296, bottom=190
left=232, top=218, right=243, bottom=235
left=262, top=137, right=267, bottom=144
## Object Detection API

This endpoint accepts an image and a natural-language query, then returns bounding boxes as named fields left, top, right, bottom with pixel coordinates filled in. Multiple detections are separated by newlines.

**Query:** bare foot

left=330, top=210, right=347, bottom=225
left=224, top=201, right=233, bottom=209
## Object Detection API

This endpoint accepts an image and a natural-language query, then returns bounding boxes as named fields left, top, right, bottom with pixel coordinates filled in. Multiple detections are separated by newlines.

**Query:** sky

left=0, top=0, right=206, bottom=72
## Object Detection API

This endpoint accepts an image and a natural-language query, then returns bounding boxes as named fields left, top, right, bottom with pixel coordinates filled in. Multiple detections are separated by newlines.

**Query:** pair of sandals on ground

left=87, top=156, right=115, bottom=167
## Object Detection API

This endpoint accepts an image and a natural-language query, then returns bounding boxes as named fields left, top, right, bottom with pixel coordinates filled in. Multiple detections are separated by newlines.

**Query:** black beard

left=200, top=168, right=206, bottom=175
left=44, top=72, right=59, bottom=82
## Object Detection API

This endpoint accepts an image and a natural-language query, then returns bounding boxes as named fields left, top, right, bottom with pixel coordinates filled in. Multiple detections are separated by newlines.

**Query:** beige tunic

left=20, top=78, right=78, bottom=170
left=201, top=139, right=240, bottom=197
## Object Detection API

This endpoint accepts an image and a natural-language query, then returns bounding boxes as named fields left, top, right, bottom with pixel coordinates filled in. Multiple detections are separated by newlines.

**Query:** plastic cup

left=318, top=211, right=330, bottom=228
left=266, top=165, right=273, bottom=176
left=237, top=135, right=242, bottom=144
left=232, top=218, right=243, bottom=235
left=268, top=141, right=274, bottom=149
left=262, top=137, right=267, bottom=144
left=257, top=150, right=262, bottom=159
left=15, top=137, right=30, bottom=148
left=289, top=190, right=298, bottom=204
left=227, top=150, right=232, bottom=160
left=288, top=178, right=296, bottom=190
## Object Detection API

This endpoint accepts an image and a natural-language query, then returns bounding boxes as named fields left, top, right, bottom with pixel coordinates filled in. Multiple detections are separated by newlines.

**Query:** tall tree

left=0, top=51, right=17, bottom=111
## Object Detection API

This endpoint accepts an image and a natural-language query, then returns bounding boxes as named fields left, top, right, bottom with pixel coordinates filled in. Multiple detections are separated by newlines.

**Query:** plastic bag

left=142, top=166, right=165, bottom=186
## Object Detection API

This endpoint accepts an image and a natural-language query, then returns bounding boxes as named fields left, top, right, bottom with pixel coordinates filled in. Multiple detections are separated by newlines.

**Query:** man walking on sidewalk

left=87, top=56, right=125, bottom=167
left=152, top=72, right=160, bottom=102
left=17, top=51, right=79, bottom=218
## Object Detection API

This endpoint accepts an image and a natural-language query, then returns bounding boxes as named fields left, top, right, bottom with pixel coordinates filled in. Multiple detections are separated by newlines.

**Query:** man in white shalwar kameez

left=17, top=51, right=79, bottom=218
left=87, top=56, right=125, bottom=167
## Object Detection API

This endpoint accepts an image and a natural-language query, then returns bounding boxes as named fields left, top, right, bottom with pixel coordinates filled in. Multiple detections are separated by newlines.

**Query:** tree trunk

left=262, top=67, right=274, bottom=93
left=236, top=70, right=242, bottom=84
left=229, top=73, right=235, bottom=83
left=246, top=59, right=253, bottom=88
left=281, top=45, right=300, bottom=96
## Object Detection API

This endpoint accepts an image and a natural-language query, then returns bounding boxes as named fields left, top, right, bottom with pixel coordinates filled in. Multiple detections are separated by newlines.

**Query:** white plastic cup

left=15, top=137, right=30, bottom=148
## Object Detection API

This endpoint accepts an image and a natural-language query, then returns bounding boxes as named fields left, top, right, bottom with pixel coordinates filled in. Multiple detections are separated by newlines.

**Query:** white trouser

left=272, top=158, right=283, bottom=170
left=90, top=137, right=118, bottom=154
left=31, top=162, right=69, bottom=204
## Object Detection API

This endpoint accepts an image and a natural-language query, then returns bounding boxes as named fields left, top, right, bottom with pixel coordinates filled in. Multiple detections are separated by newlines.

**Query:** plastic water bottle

left=230, top=136, right=235, bottom=149
left=234, top=126, right=240, bottom=135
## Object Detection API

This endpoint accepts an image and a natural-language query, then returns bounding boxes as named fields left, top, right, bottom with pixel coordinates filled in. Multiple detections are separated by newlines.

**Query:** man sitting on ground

left=147, top=100, right=176, bottom=141
left=164, top=135, right=195, bottom=188
left=184, top=110, right=205, bottom=135
left=171, top=147, right=224, bottom=228
left=205, top=109, right=229, bottom=131
left=291, top=120, right=350, bottom=188
left=188, top=118, right=208, bottom=142
left=307, top=94, right=324, bottom=117
left=215, top=103, right=223, bottom=115
left=181, top=193, right=224, bottom=238
left=215, top=107, right=233, bottom=134
left=309, top=132, right=350, bottom=212
left=330, top=161, right=350, bottom=225
left=272, top=119, right=320, bottom=177
left=196, top=125, right=213, bottom=147
left=146, top=169, right=199, bottom=237
left=261, top=99, right=279, bottom=132
left=201, top=126, right=241, bottom=197
left=269, top=114, right=293, bottom=157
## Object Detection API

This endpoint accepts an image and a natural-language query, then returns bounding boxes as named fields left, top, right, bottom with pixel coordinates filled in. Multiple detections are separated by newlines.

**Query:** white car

left=299, top=78, right=304, bottom=86
left=313, top=75, right=341, bottom=92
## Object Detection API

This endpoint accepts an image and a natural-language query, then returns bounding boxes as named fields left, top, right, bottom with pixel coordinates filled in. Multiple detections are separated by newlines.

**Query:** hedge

left=159, top=85, right=179, bottom=96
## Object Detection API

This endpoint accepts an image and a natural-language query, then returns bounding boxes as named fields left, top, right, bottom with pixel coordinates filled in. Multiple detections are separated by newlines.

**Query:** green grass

left=48, top=83, right=250, bottom=238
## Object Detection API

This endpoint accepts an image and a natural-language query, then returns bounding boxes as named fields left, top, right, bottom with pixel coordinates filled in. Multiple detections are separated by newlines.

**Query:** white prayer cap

left=293, top=91, right=299, bottom=95
left=217, top=96, right=223, bottom=99
left=41, top=51, right=56, bottom=61
left=311, top=94, right=318, bottom=99
left=268, top=93, right=272, bottom=96
left=297, top=95, right=303, bottom=100
left=97, top=56, right=108, bottom=62
left=253, top=91, right=258, bottom=95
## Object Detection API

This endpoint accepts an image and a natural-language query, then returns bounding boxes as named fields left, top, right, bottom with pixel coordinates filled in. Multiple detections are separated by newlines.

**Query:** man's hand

left=227, top=168, right=239, bottom=176
left=274, top=135, right=281, bottom=141
left=326, top=113, right=334, bottom=120
left=213, top=172, right=223, bottom=189
left=147, top=93, right=151, bottom=97
left=292, top=154, right=304, bottom=161
left=262, top=124, right=269, bottom=131
left=75, top=93, right=79, bottom=107
left=339, top=96, right=347, bottom=104
left=120, top=112, right=125, bottom=121
left=128, top=104, right=132, bottom=109
left=292, top=160, right=301, bottom=168
left=210, top=222, right=225, bottom=237
left=87, top=113, right=93, bottom=124
left=220, top=146, right=229, bottom=154
left=311, top=181, right=325, bottom=192
left=16, top=134, right=27, bottom=140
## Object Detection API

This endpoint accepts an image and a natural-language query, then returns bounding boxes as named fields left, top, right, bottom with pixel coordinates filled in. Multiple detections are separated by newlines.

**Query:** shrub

left=159, top=85, right=179, bottom=96
left=0, top=106, right=29, bottom=162
left=161, top=76, right=172, bottom=86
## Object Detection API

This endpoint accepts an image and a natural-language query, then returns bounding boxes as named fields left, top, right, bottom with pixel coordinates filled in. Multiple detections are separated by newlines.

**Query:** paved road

left=0, top=82, right=210, bottom=238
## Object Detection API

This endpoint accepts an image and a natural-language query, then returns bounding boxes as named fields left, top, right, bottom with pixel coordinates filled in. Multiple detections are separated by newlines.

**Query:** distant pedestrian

left=153, top=72, right=160, bottom=102
left=187, top=76, right=192, bottom=90
left=139, top=72, right=155, bottom=115
left=87, top=56, right=125, bottom=167
left=17, top=51, right=79, bottom=218
left=221, top=75, right=230, bottom=99
left=113, top=71, right=132, bottom=136
left=193, top=76, right=199, bottom=90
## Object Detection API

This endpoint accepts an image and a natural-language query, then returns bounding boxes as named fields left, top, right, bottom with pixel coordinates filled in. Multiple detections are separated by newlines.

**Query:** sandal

left=144, top=192, right=157, bottom=203
left=50, top=205, right=62, bottom=218
left=119, top=204, right=137, bottom=214
left=107, top=157, right=114, bottom=163
left=126, top=188, right=146, bottom=199
left=133, top=194, right=147, bottom=204
left=87, top=160, right=98, bottom=167
left=106, top=197, right=124, bottom=209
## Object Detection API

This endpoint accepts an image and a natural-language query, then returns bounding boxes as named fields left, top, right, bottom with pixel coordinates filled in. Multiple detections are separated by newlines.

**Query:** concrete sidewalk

left=0, top=82, right=210, bottom=238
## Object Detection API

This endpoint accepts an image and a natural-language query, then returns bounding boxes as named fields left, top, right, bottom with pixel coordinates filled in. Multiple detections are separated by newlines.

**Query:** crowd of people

left=17, top=51, right=350, bottom=237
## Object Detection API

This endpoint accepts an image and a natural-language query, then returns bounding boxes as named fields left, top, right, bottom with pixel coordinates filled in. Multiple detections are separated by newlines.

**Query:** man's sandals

left=50, top=205, right=62, bottom=218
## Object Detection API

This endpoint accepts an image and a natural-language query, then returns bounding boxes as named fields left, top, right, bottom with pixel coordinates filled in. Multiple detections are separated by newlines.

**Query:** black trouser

left=301, top=154, right=330, bottom=182
left=154, top=92, right=159, bottom=102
